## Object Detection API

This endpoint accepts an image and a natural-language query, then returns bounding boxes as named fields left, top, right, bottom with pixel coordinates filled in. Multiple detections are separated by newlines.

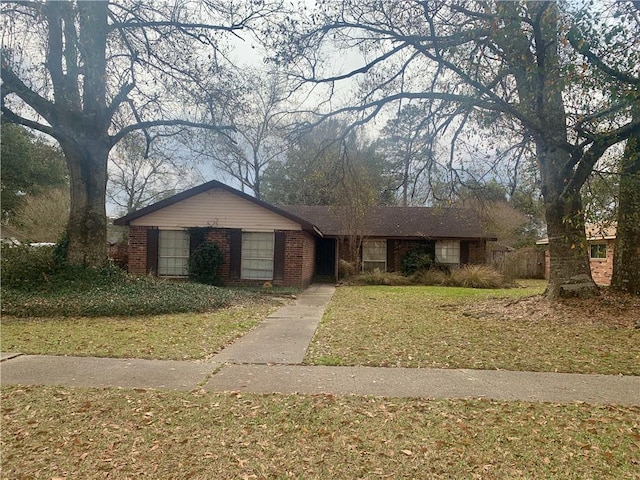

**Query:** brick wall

left=336, top=237, right=488, bottom=273
left=128, top=226, right=149, bottom=275
left=281, top=230, right=316, bottom=289
left=205, top=228, right=231, bottom=283
left=589, top=240, right=614, bottom=285
left=467, top=240, right=487, bottom=265
left=543, top=239, right=614, bottom=286
left=207, top=228, right=315, bottom=289
left=127, top=226, right=315, bottom=288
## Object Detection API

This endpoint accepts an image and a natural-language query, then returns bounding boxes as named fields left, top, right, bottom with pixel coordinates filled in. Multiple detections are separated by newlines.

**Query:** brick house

left=114, top=180, right=496, bottom=288
left=537, top=224, right=617, bottom=285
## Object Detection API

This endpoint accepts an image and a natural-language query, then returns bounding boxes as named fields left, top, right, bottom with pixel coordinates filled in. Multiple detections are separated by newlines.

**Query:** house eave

left=113, top=180, right=321, bottom=234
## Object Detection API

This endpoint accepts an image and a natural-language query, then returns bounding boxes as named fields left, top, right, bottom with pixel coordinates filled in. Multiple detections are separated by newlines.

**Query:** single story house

left=114, top=180, right=496, bottom=288
left=536, top=224, right=617, bottom=285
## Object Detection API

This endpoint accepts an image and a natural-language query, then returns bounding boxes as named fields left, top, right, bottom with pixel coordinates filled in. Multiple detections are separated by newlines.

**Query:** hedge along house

left=114, top=180, right=496, bottom=288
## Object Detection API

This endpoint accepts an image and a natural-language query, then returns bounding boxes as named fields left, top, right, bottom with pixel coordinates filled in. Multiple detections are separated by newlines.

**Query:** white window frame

left=362, top=239, right=387, bottom=272
left=590, top=243, right=607, bottom=260
left=158, top=229, right=189, bottom=277
left=435, top=240, right=460, bottom=265
left=241, top=231, right=275, bottom=280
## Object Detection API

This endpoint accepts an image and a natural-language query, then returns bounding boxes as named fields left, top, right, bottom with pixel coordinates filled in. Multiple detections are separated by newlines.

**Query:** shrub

left=449, top=265, right=508, bottom=289
left=1, top=243, right=57, bottom=289
left=401, top=246, right=434, bottom=275
left=2, top=275, right=247, bottom=317
left=338, top=259, right=356, bottom=278
left=349, top=271, right=412, bottom=286
left=409, top=269, right=450, bottom=286
left=188, top=241, right=223, bottom=285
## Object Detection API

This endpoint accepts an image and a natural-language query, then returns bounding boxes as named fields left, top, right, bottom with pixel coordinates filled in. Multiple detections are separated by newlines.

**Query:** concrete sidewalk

left=2, top=284, right=639, bottom=406
left=212, top=284, right=334, bottom=364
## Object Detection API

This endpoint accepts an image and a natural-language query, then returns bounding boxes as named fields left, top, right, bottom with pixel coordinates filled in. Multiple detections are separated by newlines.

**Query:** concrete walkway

left=2, top=284, right=639, bottom=406
left=212, top=284, right=334, bottom=364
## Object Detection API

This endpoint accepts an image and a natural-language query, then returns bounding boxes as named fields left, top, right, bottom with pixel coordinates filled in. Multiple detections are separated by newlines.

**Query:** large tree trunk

left=510, top=3, right=598, bottom=299
left=538, top=144, right=599, bottom=299
left=612, top=124, right=640, bottom=294
left=60, top=138, right=110, bottom=267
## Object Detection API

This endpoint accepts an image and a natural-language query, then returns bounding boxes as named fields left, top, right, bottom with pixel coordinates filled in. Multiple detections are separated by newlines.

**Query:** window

left=158, top=230, right=189, bottom=276
left=362, top=239, right=387, bottom=272
left=242, top=232, right=274, bottom=280
left=590, top=243, right=607, bottom=260
left=435, top=240, right=460, bottom=265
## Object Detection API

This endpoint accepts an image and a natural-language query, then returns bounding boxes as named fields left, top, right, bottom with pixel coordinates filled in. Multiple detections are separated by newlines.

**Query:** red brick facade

left=128, top=226, right=149, bottom=276
left=336, top=237, right=488, bottom=273
left=543, top=240, right=615, bottom=286
left=126, top=227, right=316, bottom=289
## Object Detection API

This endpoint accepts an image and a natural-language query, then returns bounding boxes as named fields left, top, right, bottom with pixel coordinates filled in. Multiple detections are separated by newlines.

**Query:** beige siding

left=130, top=188, right=302, bottom=230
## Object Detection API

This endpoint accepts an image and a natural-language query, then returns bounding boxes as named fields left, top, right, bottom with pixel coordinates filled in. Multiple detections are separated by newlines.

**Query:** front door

left=315, top=238, right=336, bottom=279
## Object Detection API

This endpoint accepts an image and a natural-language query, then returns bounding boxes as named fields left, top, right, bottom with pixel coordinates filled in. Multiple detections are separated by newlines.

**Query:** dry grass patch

left=2, top=386, right=639, bottom=479
left=306, top=283, right=640, bottom=375
left=0, top=303, right=280, bottom=360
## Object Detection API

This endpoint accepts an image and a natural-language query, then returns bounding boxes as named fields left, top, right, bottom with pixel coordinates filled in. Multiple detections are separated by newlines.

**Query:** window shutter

left=146, top=228, right=159, bottom=275
left=189, top=228, right=207, bottom=256
left=229, top=229, right=242, bottom=279
left=273, top=231, right=286, bottom=281
left=460, top=241, right=470, bottom=265
left=386, top=239, right=395, bottom=272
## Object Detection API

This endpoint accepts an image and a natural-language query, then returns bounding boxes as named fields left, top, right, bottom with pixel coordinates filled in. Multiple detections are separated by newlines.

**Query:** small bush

left=409, top=265, right=510, bottom=288
left=188, top=241, right=223, bottom=285
left=409, top=269, right=450, bottom=286
left=349, top=271, right=412, bottom=286
left=1, top=243, right=57, bottom=289
left=401, top=246, right=434, bottom=275
left=449, top=265, right=509, bottom=289
left=338, top=259, right=356, bottom=278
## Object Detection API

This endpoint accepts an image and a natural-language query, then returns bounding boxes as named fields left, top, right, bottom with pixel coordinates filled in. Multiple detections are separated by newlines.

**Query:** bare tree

left=187, top=69, right=293, bottom=199
left=275, top=0, right=640, bottom=298
left=107, top=132, right=196, bottom=214
left=378, top=103, right=436, bottom=206
left=1, top=0, right=282, bottom=266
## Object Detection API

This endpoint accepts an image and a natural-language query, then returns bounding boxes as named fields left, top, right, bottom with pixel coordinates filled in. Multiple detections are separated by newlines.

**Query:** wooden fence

left=488, top=247, right=545, bottom=279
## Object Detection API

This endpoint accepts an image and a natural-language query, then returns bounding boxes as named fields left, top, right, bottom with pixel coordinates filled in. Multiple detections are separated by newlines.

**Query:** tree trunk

left=60, top=138, right=110, bottom=267
left=612, top=124, right=640, bottom=294
left=538, top=144, right=599, bottom=299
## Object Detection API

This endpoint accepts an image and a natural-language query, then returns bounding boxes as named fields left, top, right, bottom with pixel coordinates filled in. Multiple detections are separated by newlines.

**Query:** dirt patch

left=453, top=289, right=640, bottom=329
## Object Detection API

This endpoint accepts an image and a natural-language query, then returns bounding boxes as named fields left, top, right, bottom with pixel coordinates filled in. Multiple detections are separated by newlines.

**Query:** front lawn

left=0, top=304, right=278, bottom=360
left=2, top=386, right=638, bottom=479
left=1, top=263, right=287, bottom=359
left=305, top=282, right=640, bottom=375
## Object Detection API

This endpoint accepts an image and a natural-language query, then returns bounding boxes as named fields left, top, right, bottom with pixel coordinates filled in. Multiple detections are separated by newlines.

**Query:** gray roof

left=283, top=205, right=495, bottom=240
left=113, top=180, right=494, bottom=240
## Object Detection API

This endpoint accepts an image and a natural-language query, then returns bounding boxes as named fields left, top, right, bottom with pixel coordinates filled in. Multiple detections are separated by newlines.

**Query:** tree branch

left=110, top=119, right=235, bottom=146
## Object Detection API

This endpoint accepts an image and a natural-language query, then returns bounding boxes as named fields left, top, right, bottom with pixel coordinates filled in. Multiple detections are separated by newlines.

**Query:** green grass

left=305, top=282, right=640, bottom=375
left=0, top=303, right=278, bottom=360
left=1, top=276, right=263, bottom=317
left=2, top=386, right=638, bottom=479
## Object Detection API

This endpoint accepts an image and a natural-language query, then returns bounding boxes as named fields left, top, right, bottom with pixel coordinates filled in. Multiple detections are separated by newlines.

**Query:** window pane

left=158, top=230, right=189, bottom=276
left=436, top=240, right=460, bottom=264
left=242, top=232, right=274, bottom=280
left=363, top=240, right=386, bottom=272
left=590, top=244, right=607, bottom=259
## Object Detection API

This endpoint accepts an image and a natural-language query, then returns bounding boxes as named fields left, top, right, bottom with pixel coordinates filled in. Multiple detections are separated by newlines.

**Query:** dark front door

left=316, top=238, right=336, bottom=278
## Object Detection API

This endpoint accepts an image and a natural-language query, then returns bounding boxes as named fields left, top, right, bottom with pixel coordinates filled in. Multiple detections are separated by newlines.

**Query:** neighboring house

left=536, top=224, right=617, bottom=285
left=114, top=180, right=496, bottom=288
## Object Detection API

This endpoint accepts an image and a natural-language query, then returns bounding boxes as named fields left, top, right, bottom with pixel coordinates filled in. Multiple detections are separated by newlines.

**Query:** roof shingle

left=283, top=205, right=494, bottom=239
